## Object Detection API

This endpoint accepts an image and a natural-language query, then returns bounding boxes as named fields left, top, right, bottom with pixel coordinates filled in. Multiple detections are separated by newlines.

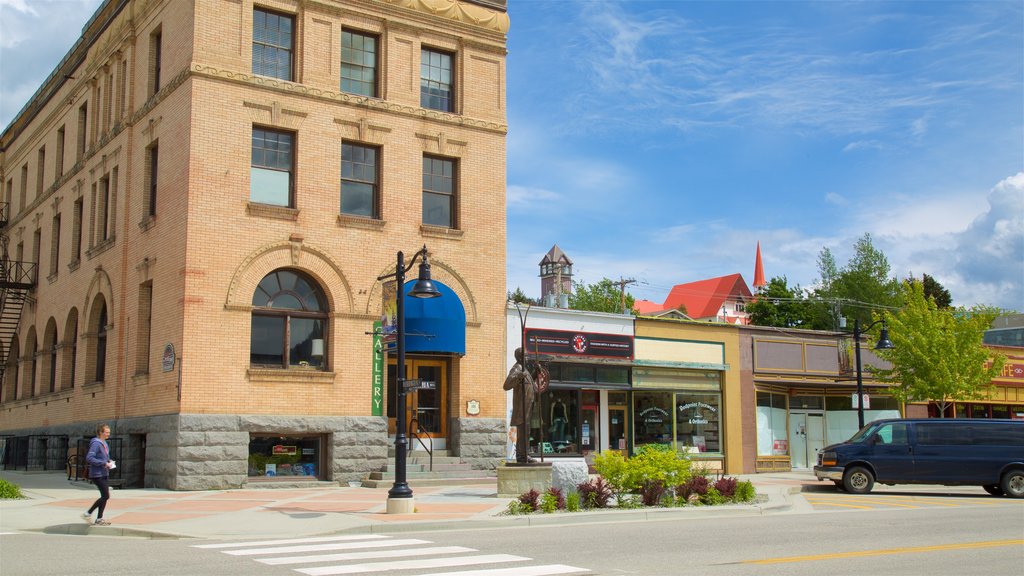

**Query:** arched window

left=95, top=302, right=107, bottom=382
left=42, top=318, right=58, bottom=394
left=250, top=269, right=327, bottom=369
left=3, top=338, right=19, bottom=402
left=63, top=309, right=78, bottom=390
left=24, top=327, right=37, bottom=398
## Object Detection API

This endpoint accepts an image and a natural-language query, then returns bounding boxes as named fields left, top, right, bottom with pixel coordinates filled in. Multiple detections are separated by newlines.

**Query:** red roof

left=661, top=273, right=753, bottom=319
left=633, top=299, right=664, bottom=314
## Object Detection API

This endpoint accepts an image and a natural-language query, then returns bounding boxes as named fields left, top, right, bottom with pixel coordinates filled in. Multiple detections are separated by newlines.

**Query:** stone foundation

left=1, top=414, right=391, bottom=490
left=449, top=417, right=505, bottom=469
left=496, top=461, right=552, bottom=498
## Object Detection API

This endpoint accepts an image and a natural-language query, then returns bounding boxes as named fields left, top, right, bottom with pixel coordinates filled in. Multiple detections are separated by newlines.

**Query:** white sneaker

left=81, top=512, right=93, bottom=523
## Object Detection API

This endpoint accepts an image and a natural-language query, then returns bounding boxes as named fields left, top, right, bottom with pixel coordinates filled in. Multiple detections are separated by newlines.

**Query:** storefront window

left=675, top=393, right=721, bottom=453
left=528, top=389, right=579, bottom=455
left=992, top=405, right=1010, bottom=419
left=970, top=404, right=991, bottom=418
left=634, top=391, right=673, bottom=447
left=248, top=435, right=322, bottom=478
left=756, top=391, right=788, bottom=456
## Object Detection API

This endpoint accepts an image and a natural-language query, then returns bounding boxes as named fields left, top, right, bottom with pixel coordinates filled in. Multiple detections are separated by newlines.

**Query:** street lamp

left=377, top=245, right=440, bottom=512
left=853, top=318, right=895, bottom=429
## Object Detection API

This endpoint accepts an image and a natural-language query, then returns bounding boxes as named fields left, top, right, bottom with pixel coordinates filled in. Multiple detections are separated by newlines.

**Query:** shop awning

left=402, top=280, right=466, bottom=355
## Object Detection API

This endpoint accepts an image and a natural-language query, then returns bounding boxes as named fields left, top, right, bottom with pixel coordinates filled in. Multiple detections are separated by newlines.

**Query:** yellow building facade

left=0, top=0, right=509, bottom=489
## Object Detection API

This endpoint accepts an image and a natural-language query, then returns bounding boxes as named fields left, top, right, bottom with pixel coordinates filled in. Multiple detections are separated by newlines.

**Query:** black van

left=813, top=418, right=1024, bottom=497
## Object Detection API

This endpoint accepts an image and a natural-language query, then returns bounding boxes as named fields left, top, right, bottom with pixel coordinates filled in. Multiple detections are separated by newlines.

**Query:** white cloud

left=825, top=192, right=848, bottom=206
left=507, top=185, right=561, bottom=208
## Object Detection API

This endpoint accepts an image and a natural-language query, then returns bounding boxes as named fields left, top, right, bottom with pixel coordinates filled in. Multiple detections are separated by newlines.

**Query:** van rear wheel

left=843, top=466, right=874, bottom=494
left=982, top=484, right=1003, bottom=496
left=1000, top=470, right=1024, bottom=498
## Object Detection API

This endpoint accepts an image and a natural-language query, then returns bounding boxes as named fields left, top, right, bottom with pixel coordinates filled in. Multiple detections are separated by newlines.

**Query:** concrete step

left=378, top=462, right=473, bottom=473
left=359, top=476, right=497, bottom=489
left=244, top=479, right=339, bottom=489
left=367, top=468, right=496, bottom=481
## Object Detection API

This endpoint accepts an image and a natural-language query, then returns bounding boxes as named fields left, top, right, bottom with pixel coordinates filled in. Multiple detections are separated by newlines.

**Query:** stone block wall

left=449, top=416, right=505, bottom=469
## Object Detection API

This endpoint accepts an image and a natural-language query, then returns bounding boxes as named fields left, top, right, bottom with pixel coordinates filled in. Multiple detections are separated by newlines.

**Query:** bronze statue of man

left=503, top=347, right=536, bottom=463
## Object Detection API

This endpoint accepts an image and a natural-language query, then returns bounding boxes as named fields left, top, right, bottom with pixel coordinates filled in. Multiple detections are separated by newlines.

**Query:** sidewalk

left=0, top=469, right=815, bottom=540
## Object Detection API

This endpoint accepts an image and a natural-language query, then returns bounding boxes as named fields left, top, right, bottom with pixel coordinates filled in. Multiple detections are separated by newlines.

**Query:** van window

left=874, top=423, right=909, bottom=445
left=915, top=422, right=972, bottom=445
left=972, top=424, right=1024, bottom=446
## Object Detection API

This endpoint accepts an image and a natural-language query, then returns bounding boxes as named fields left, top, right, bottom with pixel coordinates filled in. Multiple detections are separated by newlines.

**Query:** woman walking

left=82, top=423, right=114, bottom=526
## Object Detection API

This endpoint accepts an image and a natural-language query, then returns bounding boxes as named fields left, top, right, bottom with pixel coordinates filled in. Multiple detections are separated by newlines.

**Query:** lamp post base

left=386, top=497, right=416, bottom=514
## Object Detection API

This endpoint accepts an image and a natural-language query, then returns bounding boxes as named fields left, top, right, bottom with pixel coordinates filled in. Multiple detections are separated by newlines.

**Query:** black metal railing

left=408, top=418, right=433, bottom=472
left=1, top=260, right=37, bottom=287
left=68, top=437, right=123, bottom=484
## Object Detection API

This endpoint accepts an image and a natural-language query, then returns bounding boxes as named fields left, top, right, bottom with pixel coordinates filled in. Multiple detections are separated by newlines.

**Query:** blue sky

left=2, top=0, right=1022, bottom=310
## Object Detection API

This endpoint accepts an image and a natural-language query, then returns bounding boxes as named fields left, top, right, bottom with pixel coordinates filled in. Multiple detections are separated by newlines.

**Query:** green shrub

left=566, top=491, right=581, bottom=512
left=505, top=500, right=534, bottom=515
left=518, top=489, right=541, bottom=512
left=592, top=451, right=630, bottom=494
left=640, top=479, right=666, bottom=507
left=0, top=478, right=24, bottom=499
left=714, top=477, right=738, bottom=499
left=676, top=474, right=710, bottom=501
left=732, top=480, right=756, bottom=503
left=593, top=444, right=692, bottom=495
left=539, top=491, right=560, bottom=513
left=577, top=477, right=613, bottom=509
left=699, top=487, right=726, bottom=506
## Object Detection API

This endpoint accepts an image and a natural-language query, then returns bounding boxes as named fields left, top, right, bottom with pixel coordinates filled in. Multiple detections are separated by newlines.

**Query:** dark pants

left=88, top=477, right=110, bottom=519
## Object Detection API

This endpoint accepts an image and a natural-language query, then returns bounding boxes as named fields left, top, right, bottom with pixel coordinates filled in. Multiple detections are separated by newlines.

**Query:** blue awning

left=402, top=280, right=466, bottom=355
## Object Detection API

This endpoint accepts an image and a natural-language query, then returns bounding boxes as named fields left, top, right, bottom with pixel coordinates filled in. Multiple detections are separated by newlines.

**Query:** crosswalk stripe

left=296, top=553, right=530, bottom=575
left=256, top=545, right=475, bottom=565
left=251, top=538, right=433, bottom=563
left=225, top=540, right=423, bottom=556
left=420, top=565, right=590, bottom=576
left=193, top=534, right=386, bottom=549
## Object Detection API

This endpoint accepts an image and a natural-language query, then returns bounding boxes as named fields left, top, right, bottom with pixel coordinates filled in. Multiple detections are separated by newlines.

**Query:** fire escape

left=0, top=202, right=37, bottom=388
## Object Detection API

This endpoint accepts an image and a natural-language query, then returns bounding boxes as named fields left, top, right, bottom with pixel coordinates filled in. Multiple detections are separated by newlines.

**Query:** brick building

left=0, top=0, right=509, bottom=489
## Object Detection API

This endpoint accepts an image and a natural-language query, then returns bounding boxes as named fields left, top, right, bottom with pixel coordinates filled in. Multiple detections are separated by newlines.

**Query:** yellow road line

left=877, top=495, right=1004, bottom=506
left=743, top=539, right=1024, bottom=565
left=804, top=501, right=873, bottom=510
left=809, top=497, right=921, bottom=508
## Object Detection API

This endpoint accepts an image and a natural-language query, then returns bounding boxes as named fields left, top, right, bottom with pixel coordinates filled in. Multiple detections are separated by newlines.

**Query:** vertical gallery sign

left=372, top=321, right=384, bottom=416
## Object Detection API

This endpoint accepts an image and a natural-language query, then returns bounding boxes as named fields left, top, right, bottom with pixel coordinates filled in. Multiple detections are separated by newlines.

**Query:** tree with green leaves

left=747, top=276, right=812, bottom=327
left=568, top=278, right=636, bottom=314
left=809, top=233, right=902, bottom=330
left=507, top=287, right=535, bottom=305
left=872, top=280, right=1005, bottom=417
left=921, top=274, right=952, bottom=308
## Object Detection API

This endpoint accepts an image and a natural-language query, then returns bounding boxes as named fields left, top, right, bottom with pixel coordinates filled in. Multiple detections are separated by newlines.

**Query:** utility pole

left=611, top=277, right=636, bottom=314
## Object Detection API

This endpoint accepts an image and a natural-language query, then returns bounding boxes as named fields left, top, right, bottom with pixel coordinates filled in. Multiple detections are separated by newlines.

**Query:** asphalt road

left=2, top=495, right=1022, bottom=576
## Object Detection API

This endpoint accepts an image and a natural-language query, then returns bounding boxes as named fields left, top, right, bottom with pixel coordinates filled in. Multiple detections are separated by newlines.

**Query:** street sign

left=852, top=393, right=871, bottom=409
left=402, top=379, right=436, bottom=390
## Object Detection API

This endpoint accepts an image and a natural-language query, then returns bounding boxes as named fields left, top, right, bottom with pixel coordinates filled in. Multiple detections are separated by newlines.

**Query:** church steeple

left=753, top=242, right=766, bottom=290
left=539, top=244, right=573, bottom=307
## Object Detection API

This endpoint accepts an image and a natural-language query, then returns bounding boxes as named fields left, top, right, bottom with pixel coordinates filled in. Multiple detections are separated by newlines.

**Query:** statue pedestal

left=496, top=462, right=552, bottom=498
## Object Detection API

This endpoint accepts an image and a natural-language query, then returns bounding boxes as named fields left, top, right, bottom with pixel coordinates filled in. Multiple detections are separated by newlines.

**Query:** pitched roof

left=661, top=273, right=753, bottom=319
left=633, top=299, right=664, bottom=314
left=539, top=244, right=573, bottom=266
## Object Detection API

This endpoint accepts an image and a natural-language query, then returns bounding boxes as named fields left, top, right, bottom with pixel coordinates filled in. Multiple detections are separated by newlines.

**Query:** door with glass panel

left=387, top=359, right=447, bottom=440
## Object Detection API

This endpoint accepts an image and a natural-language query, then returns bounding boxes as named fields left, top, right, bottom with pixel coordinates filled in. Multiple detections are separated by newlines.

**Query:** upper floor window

left=420, top=48, right=453, bottom=112
left=422, top=155, right=456, bottom=228
left=150, top=28, right=163, bottom=95
left=340, top=142, right=378, bottom=218
left=252, top=8, right=293, bottom=81
left=250, top=269, right=327, bottom=369
left=341, top=31, right=377, bottom=97
left=251, top=127, right=294, bottom=207
left=146, top=142, right=159, bottom=217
